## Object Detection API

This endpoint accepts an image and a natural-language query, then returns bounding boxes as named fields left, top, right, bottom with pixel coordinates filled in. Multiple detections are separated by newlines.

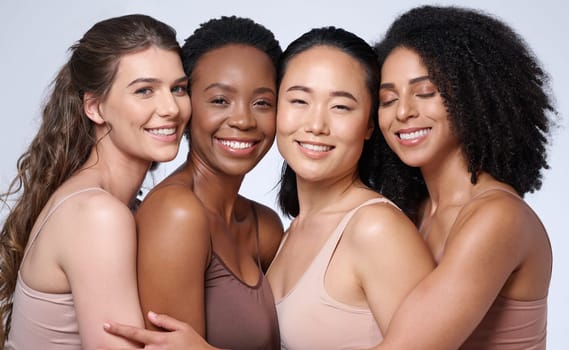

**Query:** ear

left=364, top=118, right=374, bottom=140
left=83, top=92, right=105, bottom=125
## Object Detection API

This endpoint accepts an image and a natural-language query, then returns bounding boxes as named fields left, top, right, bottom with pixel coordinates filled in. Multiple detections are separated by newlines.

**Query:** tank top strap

left=472, top=186, right=521, bottom=200
left=250, top=202, right=262, bottom=269
left=21, top=187, right=108, bottom=264
left=318, top=197, right=399, bottom=269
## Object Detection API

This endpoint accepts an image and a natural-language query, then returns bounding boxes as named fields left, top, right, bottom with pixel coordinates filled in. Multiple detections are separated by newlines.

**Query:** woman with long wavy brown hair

left=0, top=14, right=190, bottom=349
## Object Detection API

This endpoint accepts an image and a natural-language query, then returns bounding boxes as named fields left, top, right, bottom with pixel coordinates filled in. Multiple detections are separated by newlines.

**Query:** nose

left=227, top=103, right=256, bottom=130
left=157, top=90, right=181, bottom=118
left=395, top=95, right=418, bottom=122
left=304, top=105, right=329, bottom=135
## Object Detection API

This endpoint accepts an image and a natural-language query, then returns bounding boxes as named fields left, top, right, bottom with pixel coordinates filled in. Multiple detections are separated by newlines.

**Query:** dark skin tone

left=135, top=43, right=283, bottom=337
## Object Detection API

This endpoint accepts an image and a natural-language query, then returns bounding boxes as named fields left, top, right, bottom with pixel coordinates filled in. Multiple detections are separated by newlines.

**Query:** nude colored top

left=275, top=198, right=393, bottom=350
left=204, top=206, right=280, bottom=350
left=5, top=187, right=107, bottom=350
left=432, top=188, right=548, bottom=350
left=460, top=295, right=547, bottom=349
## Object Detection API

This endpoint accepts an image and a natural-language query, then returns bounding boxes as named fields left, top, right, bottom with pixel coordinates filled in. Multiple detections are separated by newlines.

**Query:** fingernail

left=103, top=322, right=110, bottom=330
left=148, top=311, right=157, bottom=320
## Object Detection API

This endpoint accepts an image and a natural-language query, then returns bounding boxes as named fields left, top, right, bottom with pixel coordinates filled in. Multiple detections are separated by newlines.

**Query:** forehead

left=282, top=45, right=367, bottom=88
left=192, top=44, right=275, bottom=83
left=113, top=46, right=182, bottom=82
left=381, top=47, right=428, bottom=80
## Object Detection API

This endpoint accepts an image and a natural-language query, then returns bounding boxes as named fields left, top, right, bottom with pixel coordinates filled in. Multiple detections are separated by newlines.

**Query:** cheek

left=258, top=113, right=277, bottom=139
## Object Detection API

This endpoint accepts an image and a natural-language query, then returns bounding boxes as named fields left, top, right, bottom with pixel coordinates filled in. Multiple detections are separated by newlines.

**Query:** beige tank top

left=5, top=188, right=107, bottom=349
left=275, top=198, right=395, bottom=349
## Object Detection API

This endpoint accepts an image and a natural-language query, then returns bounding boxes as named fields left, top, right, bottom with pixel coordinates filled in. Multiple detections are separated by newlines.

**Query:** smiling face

left=276, top=45, right=373, bottom=184
left=94, top=46, right=191, bottom=164
left=378, top=46, right=460, bottom=168
left=188, top=44, right=277, bottom=177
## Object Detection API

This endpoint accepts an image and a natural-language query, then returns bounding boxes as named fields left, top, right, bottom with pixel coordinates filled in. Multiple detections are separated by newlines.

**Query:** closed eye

left=379, top=98, right=397, bottom=107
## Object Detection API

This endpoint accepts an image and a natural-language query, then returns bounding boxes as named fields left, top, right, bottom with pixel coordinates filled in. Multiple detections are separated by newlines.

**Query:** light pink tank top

left=275, top=198, right=394, bottom=349
left=5, top=188, right=106, bottom=349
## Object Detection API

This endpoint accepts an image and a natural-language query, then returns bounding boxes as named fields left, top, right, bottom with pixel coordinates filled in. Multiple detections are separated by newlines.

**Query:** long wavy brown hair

left=0, top=14, right=181, bottom=342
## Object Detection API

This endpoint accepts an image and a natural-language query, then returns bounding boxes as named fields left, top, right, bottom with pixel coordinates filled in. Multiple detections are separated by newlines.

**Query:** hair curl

left=374, top=5, right=556, bottom=195
left=278, top=26, right=426, bottom=220
left=0, top=14, right=180, bottom=341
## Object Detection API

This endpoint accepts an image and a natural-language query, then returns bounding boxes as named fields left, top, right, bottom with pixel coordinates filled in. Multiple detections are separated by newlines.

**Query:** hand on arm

left=100, top=311, right=223, bottom=350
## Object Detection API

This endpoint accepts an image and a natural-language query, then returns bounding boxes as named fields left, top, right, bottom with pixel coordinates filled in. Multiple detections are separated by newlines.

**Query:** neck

left=295, top=172, right=362, bottom=219
left=81, top=145, right=150, bottom=206
left=187, top=153, right=245, bottom=224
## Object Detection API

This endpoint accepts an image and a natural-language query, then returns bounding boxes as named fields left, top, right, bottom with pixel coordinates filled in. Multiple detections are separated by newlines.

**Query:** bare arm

left=136, top=186, right=210, bottom=336
left=350, top=203, right=435, bottom=333
left=374, top=197, right=528, bottom=350
left=64, top=193, right=144, bottom=349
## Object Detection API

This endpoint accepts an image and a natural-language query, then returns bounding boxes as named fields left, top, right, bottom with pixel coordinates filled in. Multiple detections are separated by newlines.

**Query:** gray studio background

left=1, top=0, right=567, bottom=348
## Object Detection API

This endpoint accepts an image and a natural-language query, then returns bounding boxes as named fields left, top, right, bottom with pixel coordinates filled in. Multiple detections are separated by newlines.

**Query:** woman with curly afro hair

left=372, top=5, right=555, bottom=350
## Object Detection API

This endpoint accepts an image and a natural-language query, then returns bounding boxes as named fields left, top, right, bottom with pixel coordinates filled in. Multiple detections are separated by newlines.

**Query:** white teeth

left=399, top=129, right=430, bottom=140
left=148, top=128, right=176, bottom=136
left=299, top=142, right=332, bottom=152
left=219, top=139, right=254, bottom=149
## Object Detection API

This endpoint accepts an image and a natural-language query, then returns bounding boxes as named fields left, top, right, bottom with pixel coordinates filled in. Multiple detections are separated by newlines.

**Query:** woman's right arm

left=135, top=186, right=211, bottom=336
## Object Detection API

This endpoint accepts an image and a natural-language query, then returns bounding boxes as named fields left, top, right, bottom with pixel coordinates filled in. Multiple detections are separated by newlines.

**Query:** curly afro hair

left=374, top=5, right=556, bottom=196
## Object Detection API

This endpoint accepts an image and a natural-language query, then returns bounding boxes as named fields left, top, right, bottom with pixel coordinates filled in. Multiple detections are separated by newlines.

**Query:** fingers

left=147, top=311, right=189, bottom=332
left=103, top=322, right=160, bottom=344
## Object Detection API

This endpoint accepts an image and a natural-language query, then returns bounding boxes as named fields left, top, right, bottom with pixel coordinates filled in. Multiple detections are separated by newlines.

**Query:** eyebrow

left=127, top=76, right=188, bottom=87
left=204, top=83, right=275, bottom=96
left=286, top=85, right=357, bottom=102
left=380, top=75, right=431, bottom=89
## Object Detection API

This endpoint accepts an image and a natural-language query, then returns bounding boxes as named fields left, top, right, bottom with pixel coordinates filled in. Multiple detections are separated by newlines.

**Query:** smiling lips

left=396, top=127, right=431, bottom=145
left=147, top=127, right=177, bottom=136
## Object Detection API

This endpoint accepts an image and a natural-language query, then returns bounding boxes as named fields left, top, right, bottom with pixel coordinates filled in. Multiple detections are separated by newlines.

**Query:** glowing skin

left=378, top=47, right=460, bottom=170
left=97, top=46, right=191, bottom=165
left=277, top=45, right=373, bottom=184
left=188, top=44, right=277, bottom=177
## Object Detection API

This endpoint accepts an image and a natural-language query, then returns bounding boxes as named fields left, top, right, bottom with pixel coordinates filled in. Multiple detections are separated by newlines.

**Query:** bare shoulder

left=139, top=182, right=205, bottom=219
left=71, top=189, right=135, bottom=236
left=454, top=190, right=544, bottom=245
left=345, top=198, right=419, bottom=244
left=247, top=199, right=284, bottom=270
left=251, top=200, right=284, bottom=234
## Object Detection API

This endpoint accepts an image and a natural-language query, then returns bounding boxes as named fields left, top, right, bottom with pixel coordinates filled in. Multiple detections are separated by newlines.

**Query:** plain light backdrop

left=1, top=0, right=567, bottom=348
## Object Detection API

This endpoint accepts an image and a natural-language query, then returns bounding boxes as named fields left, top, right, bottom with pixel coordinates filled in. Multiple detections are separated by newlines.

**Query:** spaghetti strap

left=472, top=186, right=520, bottom=199
left=250, top=203, right=262, bottom=269
left=21, top=187, right=108, bottom=264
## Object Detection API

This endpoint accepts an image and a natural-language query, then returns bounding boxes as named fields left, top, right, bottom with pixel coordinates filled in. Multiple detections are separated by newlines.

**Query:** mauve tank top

left=5, top=188, right=107, bottom=349
left=432, top=188, right=549, bottom=350
left=274, top=198, right=393, bottom=349
left=460, top=295, right=547, bottom=349
left=204, top=205, right=280, bottom=350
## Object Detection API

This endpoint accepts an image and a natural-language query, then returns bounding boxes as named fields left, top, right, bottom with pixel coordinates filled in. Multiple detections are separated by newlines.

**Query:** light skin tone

left=20, top=46, right=190, bottom=349
left=370, top=46, right=552, bottom=350
left=133, top=43, right=283, bottom=340
left=266, top=44, right=434, bottom=337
